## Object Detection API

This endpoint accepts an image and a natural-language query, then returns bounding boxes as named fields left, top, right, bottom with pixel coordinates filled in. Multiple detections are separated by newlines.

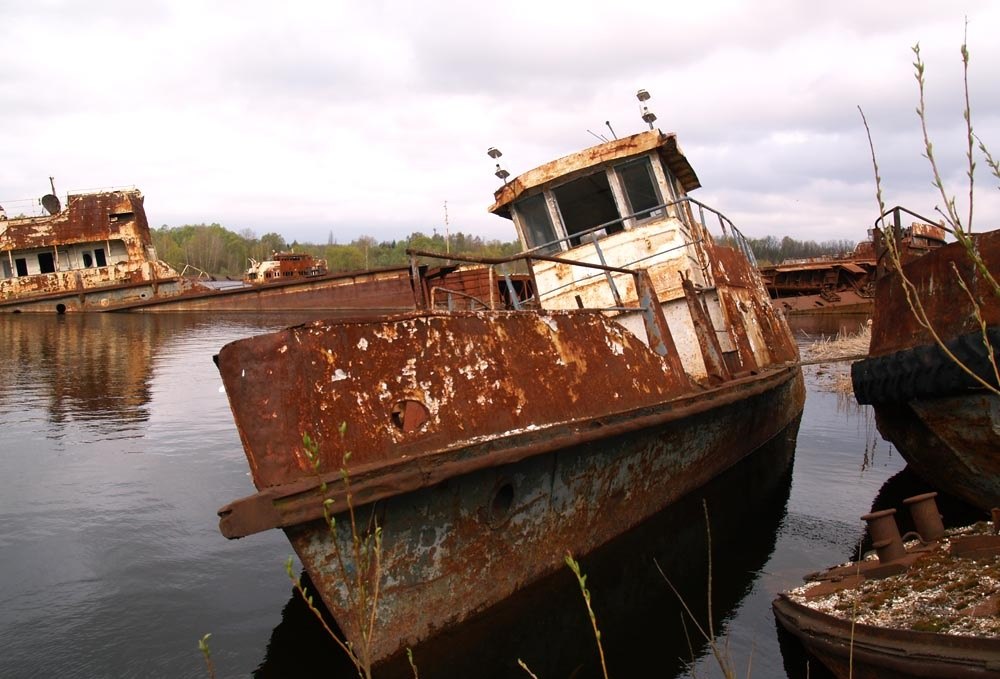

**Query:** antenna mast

left=444, top=201, right=450, bottom=254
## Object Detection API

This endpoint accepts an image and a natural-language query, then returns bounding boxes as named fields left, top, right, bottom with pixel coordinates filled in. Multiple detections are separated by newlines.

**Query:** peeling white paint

left=332, top=368, right=349, bottom=382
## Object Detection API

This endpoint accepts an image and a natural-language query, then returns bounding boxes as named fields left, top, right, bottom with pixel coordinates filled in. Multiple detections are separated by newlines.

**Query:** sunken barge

left=215, top=98, right=805, bottom=665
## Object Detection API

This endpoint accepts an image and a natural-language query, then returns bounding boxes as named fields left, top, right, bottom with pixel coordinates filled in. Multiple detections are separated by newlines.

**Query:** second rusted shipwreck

left=0, top=186, right=500, bottom=315
left=215, top=102, right=805, bottom=665
left=852, top=208, right=999, bottom=511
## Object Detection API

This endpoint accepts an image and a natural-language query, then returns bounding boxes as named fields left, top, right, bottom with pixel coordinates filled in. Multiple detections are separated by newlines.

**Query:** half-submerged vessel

left=0, top=185, right=463, bottom=315
left=0, top=187, right=208, bottom=312
left=774, top=492, right=1000, bottom=678
left=214, top=93, right=805, bottom=665
left=852, top=207, right=999, bottom=511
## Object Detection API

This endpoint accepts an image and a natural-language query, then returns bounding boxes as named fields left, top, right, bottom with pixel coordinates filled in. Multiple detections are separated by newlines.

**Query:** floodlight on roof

left=487, top=147, right=502, bottom=159
left=636, top=89, right=651, bottom=102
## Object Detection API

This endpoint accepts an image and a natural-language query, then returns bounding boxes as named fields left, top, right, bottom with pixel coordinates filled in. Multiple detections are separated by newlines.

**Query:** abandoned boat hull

left=289, top=366, right=804, bottom=661
left=773, top=594, right=1000, bottom=679
left=216, top=120, right=804, bottom=664
left=215, top=308, right=803, bottom=663
left=852, top=226, right=1000, bottom=512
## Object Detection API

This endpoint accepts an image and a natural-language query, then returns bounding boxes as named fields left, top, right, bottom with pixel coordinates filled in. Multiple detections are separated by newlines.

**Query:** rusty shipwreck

left=760, top=223, right=948, bottom=316
left=214, top=99, right=806, bottom=664
left=0, top=185, right=486, bottom=315
left=0, top=187, right=210, bottom=312
left=760, top=240, right=878, bottom=315
left=852, top=207, right=999, bottom=512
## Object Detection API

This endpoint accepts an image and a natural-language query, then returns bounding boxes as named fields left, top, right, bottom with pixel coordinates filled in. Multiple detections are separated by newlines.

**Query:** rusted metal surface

left=217, top=340, right=803, bottom=660
left=867, top=229, right=1000, bottom=356
left=216, top=305, right=804, bottom=661
left=774, top=508, right=1000, bottom=679
left=127, top=266, right=419, bottom=314
left=868, top=396, right=1000, bottom=512
left=1, top=188, right=423, bottom=314
left=0, top=189, right=202, bottom=311
left=216, top=310, right=695, bottom=491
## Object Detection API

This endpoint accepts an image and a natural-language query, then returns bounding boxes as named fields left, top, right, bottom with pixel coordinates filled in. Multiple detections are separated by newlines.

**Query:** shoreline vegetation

left=151, top=222, right=855, bottom=280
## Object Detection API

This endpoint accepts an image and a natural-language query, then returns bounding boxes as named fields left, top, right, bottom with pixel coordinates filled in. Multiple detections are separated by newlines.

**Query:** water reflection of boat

left=852, top=207, right=1000, bottom=511
left=216, top=93, right=805, bottom=666
left=0, top=314, right=173, bottom=425
left=255, top=414, right=800, bottom=679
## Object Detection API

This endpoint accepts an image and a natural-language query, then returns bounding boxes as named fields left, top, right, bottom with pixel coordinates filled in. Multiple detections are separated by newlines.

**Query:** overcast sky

left=2, top=1, right=998, bottom=247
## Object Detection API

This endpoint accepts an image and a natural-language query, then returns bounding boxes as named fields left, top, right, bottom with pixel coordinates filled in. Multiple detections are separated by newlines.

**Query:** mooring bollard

left=861, top=508, right=905, bottom=563
left=903, top=492, right=945, bottom=541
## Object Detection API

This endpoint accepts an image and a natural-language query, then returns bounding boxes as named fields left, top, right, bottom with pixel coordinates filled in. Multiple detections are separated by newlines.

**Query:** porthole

left=390, top=399, right=429, bottom=433
left=487, top=482, right=514, bottom=526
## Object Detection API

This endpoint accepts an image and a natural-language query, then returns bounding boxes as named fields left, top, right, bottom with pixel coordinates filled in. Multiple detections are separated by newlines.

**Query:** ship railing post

left=409, top=254, right=427, bottom=310
left=500, top=266, right=522, bottom=310
left=592, top=239, right=623, bottom=308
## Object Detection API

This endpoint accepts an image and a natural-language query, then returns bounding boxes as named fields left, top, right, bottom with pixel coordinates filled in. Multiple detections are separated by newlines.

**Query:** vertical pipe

left=903, top=492, right=944, bottom=541
left=861, top=508, right=905, bottom=563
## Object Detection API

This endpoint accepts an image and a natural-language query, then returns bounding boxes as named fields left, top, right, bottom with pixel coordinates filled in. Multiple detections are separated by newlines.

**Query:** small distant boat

left=774, top=492, right=1000, bottom=678
left=244, top=252, right=329, bottom=284
left=215, top=92, right=805, bottom=665
left=852, top=207, right=1000, bottom=511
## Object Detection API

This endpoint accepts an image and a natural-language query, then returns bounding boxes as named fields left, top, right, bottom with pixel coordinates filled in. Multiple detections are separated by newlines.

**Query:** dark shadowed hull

left=288, top=366, right=804, bottom=662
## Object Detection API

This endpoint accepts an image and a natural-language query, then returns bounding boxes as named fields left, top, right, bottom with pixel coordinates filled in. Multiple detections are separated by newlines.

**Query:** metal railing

left=408, top=195, right=758, bottom=312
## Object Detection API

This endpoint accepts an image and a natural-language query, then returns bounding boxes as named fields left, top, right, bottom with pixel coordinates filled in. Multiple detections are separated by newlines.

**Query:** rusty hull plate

left=216, top=309, right=692, bottom=491
left=869, top=229, right=1000, bottom=356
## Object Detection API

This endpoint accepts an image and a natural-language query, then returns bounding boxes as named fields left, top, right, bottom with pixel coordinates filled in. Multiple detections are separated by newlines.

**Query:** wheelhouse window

left=552, top=170, right=622, bottom=245
left=15, top=258, right=28, bottom=276
left=37, top=252, right=55, bottom=274
left=616, top=157, right=663, bottom=221
left=514, top=193, right=559, bottom=254
left=94, top=248, right=107, bottom=267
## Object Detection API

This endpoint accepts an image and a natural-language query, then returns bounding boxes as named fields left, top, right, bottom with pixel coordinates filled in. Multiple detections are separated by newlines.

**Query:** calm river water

left=0, top=312, right=974, bottom=678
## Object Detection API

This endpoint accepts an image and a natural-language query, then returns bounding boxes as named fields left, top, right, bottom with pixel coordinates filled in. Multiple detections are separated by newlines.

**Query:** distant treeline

left=746, top=235, right=858, bottom=266
left=150, top=223, right=856, bottom=277
left=151, top=224, right=523, bottom=278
